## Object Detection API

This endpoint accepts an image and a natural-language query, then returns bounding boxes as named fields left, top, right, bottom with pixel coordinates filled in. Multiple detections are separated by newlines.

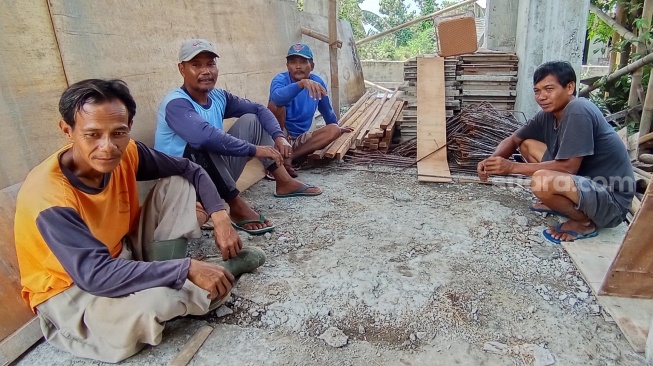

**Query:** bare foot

left=228, top=196, right=273, bottom=231
left=545, top=220, right=596, bottom=242
left=275, top=178, right=322, bottom=196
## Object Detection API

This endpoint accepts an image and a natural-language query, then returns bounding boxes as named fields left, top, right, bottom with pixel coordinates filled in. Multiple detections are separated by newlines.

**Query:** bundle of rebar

left=446, top=102, right=522, bottom=170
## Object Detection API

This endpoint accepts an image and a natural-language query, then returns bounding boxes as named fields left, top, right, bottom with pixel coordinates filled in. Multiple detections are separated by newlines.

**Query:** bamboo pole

left=590, top=3, right=637, bottom=42
left=328, top=0, right=340, bottom=119
left=355, top=0, right=477, bottom=46
left=628, top=0, right=652, bottom=106
left=637, top=0, right=653, bottom=144
left=301, top=27, right=342, bottom=48
left=608, top=3, right=626, bottom=74
left=579, top=51, right=653, bottom=97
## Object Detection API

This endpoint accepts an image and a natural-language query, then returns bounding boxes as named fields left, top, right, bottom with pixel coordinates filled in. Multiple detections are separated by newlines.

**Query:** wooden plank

left=606, top=105, right=643, bottom=123
left=416, top=57, right=451, bottom=182
left=167, top=325, right=214, bottom=366
left=563, top=224, right=653, bottom=353
left=0, top=318, right=41, bottom=366
left=355, top=94, right=388, bottom=146
left=600, top=185, right=653, bottom=298
left=461, top=90, right=517, bottom=97
left=617, top=127, right=629, bottom=149
left=324, top=95, right=378, bottom=159
left=331, top=96, right=384, bottom=159
left=456, top=75, right=517, bottom=82
left=313, top=92, right=373, bottom=159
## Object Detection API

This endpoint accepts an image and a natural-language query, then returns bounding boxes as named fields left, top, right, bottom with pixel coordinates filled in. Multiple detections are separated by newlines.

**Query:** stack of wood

left=455, top=52, right=518, bottom=111
left=309, top=91, right=406, bottom=160
left=396, top=51, right=517, bottom=138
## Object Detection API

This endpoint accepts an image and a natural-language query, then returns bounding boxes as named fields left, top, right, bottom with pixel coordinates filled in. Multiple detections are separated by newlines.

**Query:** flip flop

left=541, top=223, right=599, bottom=245
left=231, top=213, right=275, bottom=235
left=273, top=184, right=322, bottom=198
left=529, top=205, right=568, bottom=218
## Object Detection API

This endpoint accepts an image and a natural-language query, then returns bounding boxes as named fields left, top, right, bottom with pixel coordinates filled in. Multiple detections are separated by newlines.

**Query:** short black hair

left=58, top=79, right=137, bottom=128
left=533, top=61, right=577, bottom=96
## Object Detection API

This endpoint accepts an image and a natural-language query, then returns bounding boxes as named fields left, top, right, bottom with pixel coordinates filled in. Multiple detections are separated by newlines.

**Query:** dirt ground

left=16, top=165, right=647, bottom=366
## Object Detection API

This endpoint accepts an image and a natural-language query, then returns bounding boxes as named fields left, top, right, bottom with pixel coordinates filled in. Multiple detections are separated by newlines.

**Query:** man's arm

left=165, top=98, right=256, bottom=157
left=135, top=141, right=224, bottom=214
left=317, top=95, right=338, bottom=125
left=269, top=76, right=304, bottom=106
left=37, top=207, right=190, bottom=297
left=223, top=91, right=284, bottom=140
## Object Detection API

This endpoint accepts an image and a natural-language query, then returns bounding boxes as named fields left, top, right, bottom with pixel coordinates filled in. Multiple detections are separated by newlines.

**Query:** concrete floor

left=15, top=166, right=646, bottom=366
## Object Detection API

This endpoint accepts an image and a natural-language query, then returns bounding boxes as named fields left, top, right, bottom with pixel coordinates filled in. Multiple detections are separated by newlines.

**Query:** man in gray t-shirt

left=477, top=61, right=634, bottom=244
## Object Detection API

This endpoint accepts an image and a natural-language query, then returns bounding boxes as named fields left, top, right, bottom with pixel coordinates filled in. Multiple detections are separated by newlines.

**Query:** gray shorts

left=572, top=175, right=625, bottom=228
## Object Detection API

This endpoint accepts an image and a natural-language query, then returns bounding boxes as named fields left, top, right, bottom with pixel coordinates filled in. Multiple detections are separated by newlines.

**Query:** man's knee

left=531, top=169, right=575, bottom=197
left=325, top=124, right=342, bottom=141
left=237, top=113, right=259, bottom=126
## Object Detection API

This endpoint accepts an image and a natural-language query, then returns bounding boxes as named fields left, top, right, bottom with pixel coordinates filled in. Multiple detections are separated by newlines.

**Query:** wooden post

left=300, top=27, right=342, bottom=48
left=599, top=184, right=653, bottom=298
left=628, top=0, right=652, bottom=107
left=638, top=0, right=653, bottom=143
left=328, top=0, right=340, bottom=119
left=608, top=3, right=626, bottom=74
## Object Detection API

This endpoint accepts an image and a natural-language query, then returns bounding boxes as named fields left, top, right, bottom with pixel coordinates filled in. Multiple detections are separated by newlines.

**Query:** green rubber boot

left=204, top=246, right=267, bottom=277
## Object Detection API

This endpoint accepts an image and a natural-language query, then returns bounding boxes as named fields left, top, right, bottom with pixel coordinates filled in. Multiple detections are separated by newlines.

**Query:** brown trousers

left=35, top=176, right=211, bottom=363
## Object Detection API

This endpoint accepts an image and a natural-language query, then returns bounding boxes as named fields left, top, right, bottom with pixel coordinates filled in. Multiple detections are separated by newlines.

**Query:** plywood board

left=0, top=318, right=41, bottom=366
left=0, top=1, right=68, bottom=189
left=601, top=188, right=653, bottom=298
left=563, top=224, right=653, bottom=353
left=416, top=57, right=451, bottom=183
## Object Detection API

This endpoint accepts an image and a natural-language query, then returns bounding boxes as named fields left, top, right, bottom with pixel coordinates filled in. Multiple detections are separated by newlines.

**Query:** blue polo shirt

left=269, top=72, right=338, bottom=137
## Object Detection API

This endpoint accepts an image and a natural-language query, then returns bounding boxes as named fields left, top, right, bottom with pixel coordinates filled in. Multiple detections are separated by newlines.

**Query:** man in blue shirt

left=156, top=39, right=322, bottom=235
left=268, top=43, right=352, bottom=176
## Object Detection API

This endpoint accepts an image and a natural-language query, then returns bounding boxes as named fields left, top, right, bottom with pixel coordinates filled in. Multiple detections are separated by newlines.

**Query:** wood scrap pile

left=343, top=138, right=417, bottom=168
left=310, top=91, right=406, bottom=160
left=446, top=102, right=522, bottom=172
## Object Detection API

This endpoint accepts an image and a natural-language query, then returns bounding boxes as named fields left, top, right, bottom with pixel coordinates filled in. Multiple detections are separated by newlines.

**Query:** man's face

left=60, top=99, right=132, bottom=176
left=533, top=74, right=575, bottom=115
left=286, top=55, right=313, bottom=81
left=178, top=52, right=218, bottom=93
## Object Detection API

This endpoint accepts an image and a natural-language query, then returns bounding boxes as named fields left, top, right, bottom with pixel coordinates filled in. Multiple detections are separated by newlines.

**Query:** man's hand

left=187, top=259, right=234, bottom=299
left=274, top=136, right=293, bottom=159
left=211, top=210, right=242, bottom=260
left=339, top=126, right=354, bottom=134
left=482, top=156, right=514, bottom=177
left=298, top=79, right=328, bottom=100
left=477, top=159, right=489, bottom=182
left=255, top=146, right=283, bottom=167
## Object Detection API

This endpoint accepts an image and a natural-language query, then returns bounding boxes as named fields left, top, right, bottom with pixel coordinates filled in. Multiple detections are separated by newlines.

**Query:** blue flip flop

left=542, top=223, right=599, bottom=245
left=529, top=205, right=568, bottom=218
left=231, top=214, right=275, bottom=235
left=273, top=184, right=322, bottom=198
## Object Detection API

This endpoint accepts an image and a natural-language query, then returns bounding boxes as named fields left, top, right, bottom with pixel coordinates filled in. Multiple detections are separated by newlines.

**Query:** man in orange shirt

left=14, top=79, right=265, bottom=362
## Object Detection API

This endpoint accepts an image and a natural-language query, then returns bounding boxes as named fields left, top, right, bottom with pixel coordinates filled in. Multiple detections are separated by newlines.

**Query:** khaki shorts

left=287, top=130, right=314, bottom=150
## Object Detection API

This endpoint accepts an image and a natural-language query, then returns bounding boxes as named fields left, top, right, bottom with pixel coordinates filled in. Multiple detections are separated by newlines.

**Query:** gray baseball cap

left=178, top=39, right=219, bottom=62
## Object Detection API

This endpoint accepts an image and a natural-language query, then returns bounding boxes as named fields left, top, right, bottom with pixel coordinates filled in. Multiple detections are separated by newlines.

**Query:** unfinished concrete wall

left=514, top=0, right=590, bottom=118
left=0, top=0, right=363, bottom=190
left=299, top=12, right=366, bottom=107
left=361, top=61, right=405, bottom=83
left=0, top=1, right=68, bottom=189
left=484, top=0, right=519, bottom=53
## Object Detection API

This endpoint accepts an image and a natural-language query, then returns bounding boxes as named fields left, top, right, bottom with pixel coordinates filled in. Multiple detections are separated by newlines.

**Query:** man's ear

left=566, top=81, right=576, bottom=95
left=59, top=120, right=74, bottom=141
left=128, top=119, right=134, bottom=130
left=309, top=61, right=315, bottom=72
left=178, top=62, right=185, bottom=77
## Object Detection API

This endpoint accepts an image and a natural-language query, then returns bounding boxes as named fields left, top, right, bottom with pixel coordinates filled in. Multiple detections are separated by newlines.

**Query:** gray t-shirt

left=516, top=97, right=634, bottom=212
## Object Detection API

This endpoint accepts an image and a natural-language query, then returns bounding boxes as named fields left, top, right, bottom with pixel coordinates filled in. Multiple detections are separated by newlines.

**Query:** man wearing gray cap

left=156, top=39, right=322, bottom=236
left=267, top=43, right=351, bottom=176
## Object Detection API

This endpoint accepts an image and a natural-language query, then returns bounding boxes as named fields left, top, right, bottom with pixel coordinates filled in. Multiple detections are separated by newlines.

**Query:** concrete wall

left=485, top=0, right=519, bottom=53
left=0, top=0, right=363, bottom=190
left=514, top=0, right=590, bottom=118
left=484, top=0, right=590, bottom=119
left=361, top=61, right=405, bottom=83
left=299, top=12, right=366, bottom=107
